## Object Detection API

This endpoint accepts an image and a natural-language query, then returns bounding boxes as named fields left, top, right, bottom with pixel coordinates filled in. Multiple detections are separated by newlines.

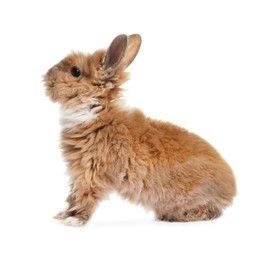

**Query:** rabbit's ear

left=104, top=34, right=128, bottom=70
left=104, top=34, right=142, bottom=71
left=119, top=34, right=141, bottom=70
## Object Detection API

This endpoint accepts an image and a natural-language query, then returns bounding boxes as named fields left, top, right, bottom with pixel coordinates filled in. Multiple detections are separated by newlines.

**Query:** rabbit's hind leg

left=156, top=202, right=222, bottom=222
left=182, top=203, right=222, bottom=221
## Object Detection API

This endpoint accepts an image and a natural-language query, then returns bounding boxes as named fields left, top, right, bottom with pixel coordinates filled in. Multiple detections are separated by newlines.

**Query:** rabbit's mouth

left=49, top=80, right=56, bottom=88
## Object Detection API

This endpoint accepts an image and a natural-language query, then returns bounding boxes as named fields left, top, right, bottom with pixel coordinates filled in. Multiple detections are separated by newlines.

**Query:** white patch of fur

left=112, top=98, right=132, bottom=111
left=60, top=99, right=102, bottom=129
left=62, top=217, right=84, bottom=226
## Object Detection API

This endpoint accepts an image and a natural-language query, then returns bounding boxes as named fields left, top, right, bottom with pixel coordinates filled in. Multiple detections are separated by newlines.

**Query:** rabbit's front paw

left=53, top=210, right=70, bottom=220
left=62, top=216, right=86, bottom=226
left=54, top=210, right=87, bottom=226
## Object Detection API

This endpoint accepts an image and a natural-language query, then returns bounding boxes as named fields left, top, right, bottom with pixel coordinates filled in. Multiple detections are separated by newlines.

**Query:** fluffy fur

left=43, top=34, right=236, bottom=226
left=60, top=98, right=102, bottom=129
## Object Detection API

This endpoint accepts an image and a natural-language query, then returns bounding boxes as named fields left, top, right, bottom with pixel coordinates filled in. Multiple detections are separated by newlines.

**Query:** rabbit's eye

left=71, top=67, right=81, bottom=77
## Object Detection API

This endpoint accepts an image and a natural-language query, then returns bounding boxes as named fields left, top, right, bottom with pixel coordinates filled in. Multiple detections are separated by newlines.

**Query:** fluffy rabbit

left=43, top=34, right=236, bottom=226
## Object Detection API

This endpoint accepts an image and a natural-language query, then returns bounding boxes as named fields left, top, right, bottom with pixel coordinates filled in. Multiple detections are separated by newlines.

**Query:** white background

left=0, top=0, right=279, bottom=259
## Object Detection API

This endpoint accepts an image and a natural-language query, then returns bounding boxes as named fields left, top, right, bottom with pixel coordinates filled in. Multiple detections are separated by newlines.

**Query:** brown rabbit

left=43, top=34, right=236, bottom=226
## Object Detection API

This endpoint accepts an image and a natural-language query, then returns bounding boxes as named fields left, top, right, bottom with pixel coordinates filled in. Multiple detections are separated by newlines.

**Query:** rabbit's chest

left=59, top=99, right=103, bottom=129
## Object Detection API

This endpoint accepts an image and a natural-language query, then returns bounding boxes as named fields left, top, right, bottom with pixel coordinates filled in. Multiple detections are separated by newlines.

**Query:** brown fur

left=43, top=34, right=236, bottom=225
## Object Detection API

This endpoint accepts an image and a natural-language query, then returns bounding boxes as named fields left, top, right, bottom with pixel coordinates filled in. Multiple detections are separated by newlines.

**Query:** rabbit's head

left=43, top=34, right=141, bottom=108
